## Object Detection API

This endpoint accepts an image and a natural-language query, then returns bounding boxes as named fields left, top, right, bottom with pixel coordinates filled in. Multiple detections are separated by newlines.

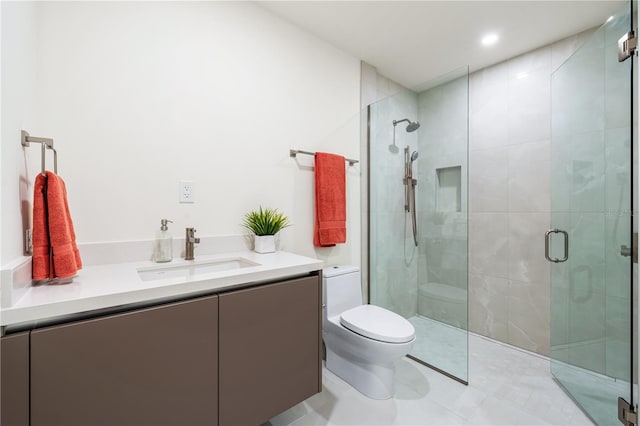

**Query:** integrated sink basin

left=137, top=257, right=260, bottom=282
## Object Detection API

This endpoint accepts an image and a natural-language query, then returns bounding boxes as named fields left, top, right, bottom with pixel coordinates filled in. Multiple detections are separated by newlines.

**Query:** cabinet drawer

left=31, top=295, right=219, bottom=426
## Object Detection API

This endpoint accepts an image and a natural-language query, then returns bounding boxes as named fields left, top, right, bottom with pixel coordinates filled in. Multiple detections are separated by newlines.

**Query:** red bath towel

left=314, top=152, right=347, bottom=247
left=32, top=171, right=82, bottom=280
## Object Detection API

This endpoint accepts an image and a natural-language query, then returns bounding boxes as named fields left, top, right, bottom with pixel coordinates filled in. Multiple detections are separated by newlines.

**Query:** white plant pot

left=254, top=235, right=276, bottom=253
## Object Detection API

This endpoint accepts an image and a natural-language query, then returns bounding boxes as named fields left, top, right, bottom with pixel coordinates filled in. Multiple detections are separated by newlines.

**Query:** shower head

left=411, top=151, right=419, bottom=162
left=393, top=118, right=421, bottom=133
left=406, top=121, right=420, bottom=132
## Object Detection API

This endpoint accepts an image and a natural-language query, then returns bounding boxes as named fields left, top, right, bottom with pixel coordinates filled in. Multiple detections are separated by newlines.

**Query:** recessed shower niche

left=436, top=166, right=461, bottom=212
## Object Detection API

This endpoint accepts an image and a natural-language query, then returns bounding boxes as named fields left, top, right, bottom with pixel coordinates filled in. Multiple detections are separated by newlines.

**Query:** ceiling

left=258, top=1, right=627, bottom=91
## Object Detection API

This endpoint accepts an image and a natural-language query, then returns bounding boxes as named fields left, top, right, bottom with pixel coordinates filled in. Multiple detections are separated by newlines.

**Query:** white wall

left=1, top=1, right=39, bottom=265
left=1, top=2, right=361, bottom=267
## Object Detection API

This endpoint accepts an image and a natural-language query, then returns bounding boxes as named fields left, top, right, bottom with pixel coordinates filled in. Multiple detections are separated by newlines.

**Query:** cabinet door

left=31, top=295, right=218, bottom=426
left=219, top=275, right=321, bottom=426
left=1, top=332, right=30, bottom=426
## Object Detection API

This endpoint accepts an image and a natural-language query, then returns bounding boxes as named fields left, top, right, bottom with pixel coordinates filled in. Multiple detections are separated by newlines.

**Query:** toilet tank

left=323, top=266, right=362, bottom=318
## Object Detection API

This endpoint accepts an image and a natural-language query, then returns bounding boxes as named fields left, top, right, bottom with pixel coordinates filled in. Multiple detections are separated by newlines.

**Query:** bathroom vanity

left=0, top=251, right=323, bottom=426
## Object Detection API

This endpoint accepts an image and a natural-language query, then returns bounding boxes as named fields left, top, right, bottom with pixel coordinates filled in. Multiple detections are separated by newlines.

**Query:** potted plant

left=242, top=207, right=291, bottom=253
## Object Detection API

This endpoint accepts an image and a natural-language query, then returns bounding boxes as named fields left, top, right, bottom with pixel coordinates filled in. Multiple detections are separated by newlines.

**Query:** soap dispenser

left=155, top=219, right=173, bottom=263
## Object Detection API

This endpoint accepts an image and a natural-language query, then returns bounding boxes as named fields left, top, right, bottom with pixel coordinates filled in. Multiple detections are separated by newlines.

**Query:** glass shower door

left=549, top=5, right=633, bottom=425
left=368, top=66, right=469, bottom=384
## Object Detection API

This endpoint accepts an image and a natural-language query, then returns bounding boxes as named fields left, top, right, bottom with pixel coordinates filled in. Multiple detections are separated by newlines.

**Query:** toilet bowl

left=323, top=266, right=415, bottom=400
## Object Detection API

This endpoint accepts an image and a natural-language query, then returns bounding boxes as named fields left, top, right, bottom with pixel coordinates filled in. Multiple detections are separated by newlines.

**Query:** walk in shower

left=366, top=1, right=635, bottom=421
left=367, top=67, right=469, bottom=383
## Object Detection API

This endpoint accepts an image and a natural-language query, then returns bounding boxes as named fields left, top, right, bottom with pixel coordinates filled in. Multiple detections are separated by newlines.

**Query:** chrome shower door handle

left=545, top=229, right=569, bottom=263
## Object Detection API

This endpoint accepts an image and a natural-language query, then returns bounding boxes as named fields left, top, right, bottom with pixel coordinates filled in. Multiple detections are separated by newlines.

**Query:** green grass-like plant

left=242, top=207, right=291, bottom=236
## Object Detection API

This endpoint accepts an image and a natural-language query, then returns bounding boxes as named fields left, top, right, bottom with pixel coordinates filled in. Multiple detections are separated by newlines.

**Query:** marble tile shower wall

left=369, top=75, right=419, bottom=319
left=468, top=30, right=594, bottom=356
left=416, top=74, right=469, bottom=329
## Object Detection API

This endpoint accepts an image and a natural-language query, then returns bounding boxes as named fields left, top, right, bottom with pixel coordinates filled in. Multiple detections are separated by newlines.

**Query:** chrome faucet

left=185, top=228, right=200, bottom=260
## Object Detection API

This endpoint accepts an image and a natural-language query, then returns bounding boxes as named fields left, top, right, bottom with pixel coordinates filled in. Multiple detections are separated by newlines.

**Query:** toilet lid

left=339, top=305, right=415, bottom=343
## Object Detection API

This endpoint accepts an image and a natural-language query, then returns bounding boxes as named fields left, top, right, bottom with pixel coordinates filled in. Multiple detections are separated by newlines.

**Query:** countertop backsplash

left=78, top=234, right=254, bottom=266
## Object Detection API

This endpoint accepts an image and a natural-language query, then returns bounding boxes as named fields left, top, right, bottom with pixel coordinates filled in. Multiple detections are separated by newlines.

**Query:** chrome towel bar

left=289, top=149, right=359, bottom=166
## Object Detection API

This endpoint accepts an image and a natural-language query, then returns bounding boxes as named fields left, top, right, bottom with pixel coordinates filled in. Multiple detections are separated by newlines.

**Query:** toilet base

left=326, top=347, right=395, bottom=400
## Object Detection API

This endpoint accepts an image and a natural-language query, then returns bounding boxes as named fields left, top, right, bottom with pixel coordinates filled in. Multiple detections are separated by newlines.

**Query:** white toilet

left=322, top=266, right=415, bottom=400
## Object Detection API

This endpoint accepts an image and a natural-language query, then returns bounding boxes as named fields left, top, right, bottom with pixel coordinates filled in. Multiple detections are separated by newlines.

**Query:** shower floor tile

left=265, top=333, right=596, bottom=426
left=408, top=315, right=468, bottom=381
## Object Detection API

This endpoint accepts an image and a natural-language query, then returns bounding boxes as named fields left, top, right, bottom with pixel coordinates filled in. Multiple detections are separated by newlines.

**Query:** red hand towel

left=46, top=171, right=82, bottom=279
left=32, top=174, right=51, bottom=280
left=32, top=172, right=82, bottom=280
left=314, top=152, right=347, bottom=247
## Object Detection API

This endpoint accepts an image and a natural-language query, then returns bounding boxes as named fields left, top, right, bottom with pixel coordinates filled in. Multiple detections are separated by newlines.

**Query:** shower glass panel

left=369, top=66, right=469, bottom=383
left=549, top=5, right=633, bottom=425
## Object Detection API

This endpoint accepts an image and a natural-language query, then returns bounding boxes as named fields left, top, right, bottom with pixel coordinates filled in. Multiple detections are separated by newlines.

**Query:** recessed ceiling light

left=481, top=33, right=499, bottom=46
left=606, top=15, right=614, bottom=23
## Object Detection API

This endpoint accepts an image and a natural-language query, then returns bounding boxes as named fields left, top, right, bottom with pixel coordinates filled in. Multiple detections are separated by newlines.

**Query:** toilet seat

left=339, top=305, right=415, bottom=343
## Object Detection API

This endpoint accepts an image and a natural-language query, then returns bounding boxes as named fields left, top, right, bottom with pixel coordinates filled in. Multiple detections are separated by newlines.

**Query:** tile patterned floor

left=408, top=315, right=467, bottom=381
left=266, top=333, right=601, bottom=426
left=552, top=359, right=628, bottom=426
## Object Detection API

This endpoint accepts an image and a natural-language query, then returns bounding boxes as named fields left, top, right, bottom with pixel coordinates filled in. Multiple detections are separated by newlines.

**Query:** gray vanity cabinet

left=1, top=331, right=30, bottom=426
left=218, top=275, right=322, bottom=426
left=2, top=272, right=321, bottom=426
left=30, top=295, right=219, bottom=426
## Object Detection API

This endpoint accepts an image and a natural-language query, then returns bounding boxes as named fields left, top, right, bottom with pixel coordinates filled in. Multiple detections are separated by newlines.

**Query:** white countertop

left=0, top=251, right=323, bottom=329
